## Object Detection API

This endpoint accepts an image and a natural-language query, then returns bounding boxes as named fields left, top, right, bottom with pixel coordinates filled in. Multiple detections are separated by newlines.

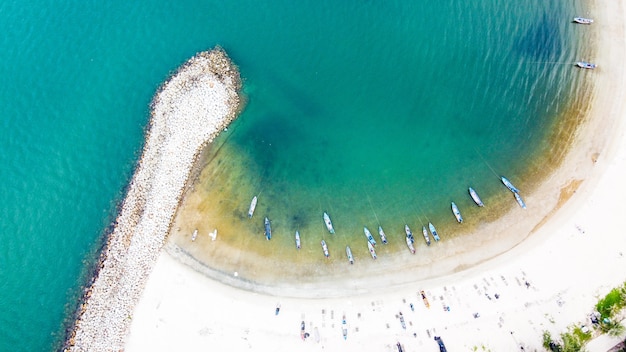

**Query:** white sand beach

left=125, top=2, right=626, bottom=351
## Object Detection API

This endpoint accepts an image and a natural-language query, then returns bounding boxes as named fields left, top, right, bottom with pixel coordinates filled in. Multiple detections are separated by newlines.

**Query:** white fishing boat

left=573, top=17, right=593, bottom=24
left=469, top=187, right=484, bottom=207
left=404, top=224, right=415, bottom=243
left=576, top=61, right=597, bottom=69
left=364, top=226, right=377, bottom=246
left=191, top=229, right=198, bottom=241
left=514, top=192, right=527, bottom=209
left=405, top=235, right=416, bottom=254
left=367, top=241, right=377, bottom=259
left=346, top=245, right=354, bottom=264
left=342, top=317, right=348, bottom=340
left=321, top=240, right=330, bottom=258
left=323, top=212, right=335, bottom=234
left=422, top=226, right=431, bottom=246
left=451, top=202, right=463, bottom=223
left=248, top=196, right=257, bottom=218
left=501, top=176, right=520, bottom=193
left=264, top=217, right=271, bottom=240
left=378, top=225, right=388, bottom=244
left=429, top=223, right=441, bottom=242
left=295, top=231, right=301, bottom=249
left=208, top=229, right=217, bottom=241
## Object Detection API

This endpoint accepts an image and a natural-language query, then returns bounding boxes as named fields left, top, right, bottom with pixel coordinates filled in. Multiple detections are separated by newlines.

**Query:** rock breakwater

left=64, top=47, right=242, bottom=351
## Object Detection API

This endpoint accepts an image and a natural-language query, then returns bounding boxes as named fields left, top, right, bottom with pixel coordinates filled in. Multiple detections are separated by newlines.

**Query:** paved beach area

left=63, top=48, right=241, bottom=351
left=125, top=2, right=626, bottom=352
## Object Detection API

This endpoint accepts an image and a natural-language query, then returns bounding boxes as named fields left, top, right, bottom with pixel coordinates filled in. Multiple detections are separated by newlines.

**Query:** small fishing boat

left=422, top=226, right=431, bottom=246
left=264, top=217, right=271, bottom=240
left=295, top=230, right=301, bottom=249
left=501, top=176, right=520, bottom=193
left=405, top=235, right=416, bottom=254
left=514, top=192, right=527, bottom=209
left=451, top=202, right=463, bottom=223
left=323, top=212, right=335, bottom=234
left=404, top=224, right=415, bottom=243
left=429, top=223, right=441, bottom=242
left=208, top=229, right=217, bottom=241
left=378, top=225, right=388, bottom=244
left=248, top=196, right=257, bottom=218
left=191, top=229, right=198, bottom=241
left=342, top=317, right=348, bottom=340
left=576, top=61, right=597, bottom=69
left=573, top=17, right=593, bottom=24
left=364, top=226, right=377, bottom=246
left=469, top=187, right=484, bottom=207
left=346, top=245, right=354, bottom=264
left=367, top=241, right=377, bottom=259
left=321, top=240, right=330, bottom=258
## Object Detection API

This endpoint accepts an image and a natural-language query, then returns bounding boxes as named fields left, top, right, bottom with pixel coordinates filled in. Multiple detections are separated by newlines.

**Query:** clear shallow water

left=0, top=0, right=588, bottom=350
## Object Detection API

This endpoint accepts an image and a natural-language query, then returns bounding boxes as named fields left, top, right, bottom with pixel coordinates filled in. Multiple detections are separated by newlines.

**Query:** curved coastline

left=126, top=2, right=626, bottom=351
left=63, top=47, right=242, bottom=351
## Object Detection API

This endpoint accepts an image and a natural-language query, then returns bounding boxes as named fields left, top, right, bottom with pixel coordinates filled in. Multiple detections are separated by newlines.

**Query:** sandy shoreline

left=63, top=48, right=241, bottom=351
left=124, top=2, right=626, bottom=352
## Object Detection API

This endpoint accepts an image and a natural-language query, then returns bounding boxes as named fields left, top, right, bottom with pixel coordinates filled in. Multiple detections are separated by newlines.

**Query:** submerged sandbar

left=64, top=48, right=242, bottom=351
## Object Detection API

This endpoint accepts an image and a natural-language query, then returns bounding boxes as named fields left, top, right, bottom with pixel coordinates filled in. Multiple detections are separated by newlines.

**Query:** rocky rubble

left=63, top=47, right=241, bottom=352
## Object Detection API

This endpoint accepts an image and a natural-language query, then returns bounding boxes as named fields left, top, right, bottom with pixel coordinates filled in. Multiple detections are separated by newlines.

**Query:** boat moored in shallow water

left=469, top=187, right=484, bottom=207
left=191, top=229, right=198, bottom=241
left=451, top=202, right=463, bottom=223
left=364, top=226, right=377, bottom=246
left=295, top=231, right=301, bottom=249
left=321, top=240, right=330, bottom=258
left=264, top=217, right=271, bottom=240
left=378, top=225, right=388, bottom=244
left=501, top=176, right=520, bottom=193
left=248, top=196, right=257, bottom=218
left=367, top=241, right=377, bottom=259
left=576, top=61, right=597, bottom=69
left=429, top=223, right=441, bottom=242
left=406, top=235, right=416, bottom=254
left=573, top=17, right=593, bottom=24
left=323, top=212, right=335, bottom=234
left=346, top=246, right=354, bottom=264
left=422, top=226, right=431, bottom=246
left=514, top=192, right=527, bottom=209
left=404, top=224, right=415, bottom=243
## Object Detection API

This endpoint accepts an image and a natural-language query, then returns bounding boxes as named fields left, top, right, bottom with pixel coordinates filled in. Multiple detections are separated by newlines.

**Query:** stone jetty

left=63, top=47, right=242, bottom=351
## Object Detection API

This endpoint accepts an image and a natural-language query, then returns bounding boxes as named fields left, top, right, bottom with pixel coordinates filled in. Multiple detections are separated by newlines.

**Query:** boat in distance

left=323, top=212, right=335, bottom=234
left=264, top=217, right=272, bottom=240
left=364, top=226, right=377, bottom=246
left=451, top=202, right=463, bottom=223
left=573, top=17, right=593, bottom=24
left=367, top=241, right=377, bottom=259
left=429, top=223, right=441, bottom=242
left=378, top=225, right=388, bottom=244
left=346, top=246, right=354, bottom=264
left=405, top=224, right=415, bottom=243
left=191, top=229, right=198, bottom=241
left=514, top=192, right=527, bottom=209
left=501, top=176, right=520, bottom=193
left=422, top=226, right=431, bottom=246
left=405, top=235, right=416, bottom=254
left=321, top=240, right=330, bottom=258
left=248, top=196, right=257, bottom=218
left=295, top=231, right=301, bottom=249
left=469, top=187, right=484, bottom=207
left=576, top=61, right=597, bottom=69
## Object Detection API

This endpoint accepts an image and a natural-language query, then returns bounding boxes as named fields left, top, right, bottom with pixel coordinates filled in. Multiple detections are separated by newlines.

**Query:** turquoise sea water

left=0, top=0, right=588, bottom=350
